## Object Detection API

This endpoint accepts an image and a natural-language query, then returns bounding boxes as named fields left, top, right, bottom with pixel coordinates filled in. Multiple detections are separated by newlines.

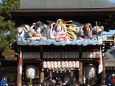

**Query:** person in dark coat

left=0, top=77, right=8, bottom=86
left=105, top=76, right=112, bottom=86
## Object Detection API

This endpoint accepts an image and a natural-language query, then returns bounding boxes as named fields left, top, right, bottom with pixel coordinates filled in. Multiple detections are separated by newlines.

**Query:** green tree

left=0, top=0, right=19, bottom=60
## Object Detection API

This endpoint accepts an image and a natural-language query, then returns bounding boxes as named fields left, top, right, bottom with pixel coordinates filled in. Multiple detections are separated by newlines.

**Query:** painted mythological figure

left=50, top=19, right=68, bottom=41
left=17, top=19, right=104, bottom=42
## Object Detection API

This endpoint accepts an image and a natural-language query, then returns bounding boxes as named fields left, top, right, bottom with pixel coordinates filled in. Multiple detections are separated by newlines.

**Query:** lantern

left=65, top=61, right=69, bottom=68
left=73, top=61, right=76, bottom=68
left=50, top=61, right=54, bottom=69
left=47, top=61, right=51, bottom=69
left=57, top=61, right=61, bottom=68
left=54, top=61, right=58, bottom=68
left=43, top=61, right=47, bottom=68
left=62, top=61, right=65, bottom=68
left=69, top=61, right=72, bottom=68
left=75, top=61, right=79, bottom=68
left=26, top=66, right=36, bottom=79
left=89, top=52, right=93, bottom=58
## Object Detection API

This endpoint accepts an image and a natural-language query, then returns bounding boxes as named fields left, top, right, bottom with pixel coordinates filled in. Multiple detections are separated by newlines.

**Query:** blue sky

left=0, top=0, right=3, bottom=4
left=108, top=0, right=115, bottom=3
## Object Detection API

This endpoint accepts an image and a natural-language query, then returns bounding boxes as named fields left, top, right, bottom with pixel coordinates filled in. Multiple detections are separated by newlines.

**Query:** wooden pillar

left=40, top=46, right=44, bottom=83
left=37, top=69, right=39, bottom=78
left=79, top=61, right=83, bottom=84
left=114, top=34, right=115, bottom=43
left=102, top=53, right=106, bottom=84
left=99, top=45, right=106, bottom=85
left=49, top=71, right=52, bottom=78
left=17, top=49, right=23, bottom=86
left=40, top=71, right=44, bottom=83
left=70, top=71, right=74, bottom=77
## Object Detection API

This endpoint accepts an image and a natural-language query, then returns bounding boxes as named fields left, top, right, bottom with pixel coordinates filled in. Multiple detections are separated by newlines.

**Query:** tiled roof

left=19, top=0, right=115, bottom=9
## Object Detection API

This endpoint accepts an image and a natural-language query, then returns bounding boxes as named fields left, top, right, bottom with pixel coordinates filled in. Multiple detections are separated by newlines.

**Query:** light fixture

left=102, top=43, right=105, bottom=45
left=42, top=69, right=44, bottom=71
left=47, top=69, right=48, bottom=72
left=110, top=43, right=113, bottom=45
left=89, top=64, right=93, bottom=66
left=102, top=53, right=104, bottom=56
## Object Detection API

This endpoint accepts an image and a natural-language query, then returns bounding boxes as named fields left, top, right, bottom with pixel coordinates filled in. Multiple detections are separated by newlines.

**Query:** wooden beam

left=12, top=8, right=115, bottom=13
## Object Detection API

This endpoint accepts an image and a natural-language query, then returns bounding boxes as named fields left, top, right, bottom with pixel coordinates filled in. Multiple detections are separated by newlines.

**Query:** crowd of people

left=40, top=74, right=115, bottom=86
left=105, top=74, right=115, bottom=86
left=42, top=76, right=79, bottom=86
left=0, top=75, right=115, bottom=86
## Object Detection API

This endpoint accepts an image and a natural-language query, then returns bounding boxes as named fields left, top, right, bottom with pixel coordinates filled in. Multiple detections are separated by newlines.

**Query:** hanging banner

left=98, top=47, right=103, bottom=74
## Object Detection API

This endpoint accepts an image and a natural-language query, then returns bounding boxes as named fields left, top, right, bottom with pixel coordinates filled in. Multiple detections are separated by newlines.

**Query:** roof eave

left=12, top=8, right=115, bottom=13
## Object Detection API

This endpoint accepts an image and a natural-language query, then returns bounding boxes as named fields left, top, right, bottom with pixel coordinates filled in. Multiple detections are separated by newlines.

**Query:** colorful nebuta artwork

left=17, top=19, right=105, bottom=44
left=80, top=23, right=93, bottom=39
left=18, top=21, right=50, bottom=41
left=50, top=19, right=78, bottom=41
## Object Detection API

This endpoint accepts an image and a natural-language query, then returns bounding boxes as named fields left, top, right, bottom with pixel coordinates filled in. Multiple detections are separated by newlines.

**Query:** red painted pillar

left=17, top=50, right=23, bottom=86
